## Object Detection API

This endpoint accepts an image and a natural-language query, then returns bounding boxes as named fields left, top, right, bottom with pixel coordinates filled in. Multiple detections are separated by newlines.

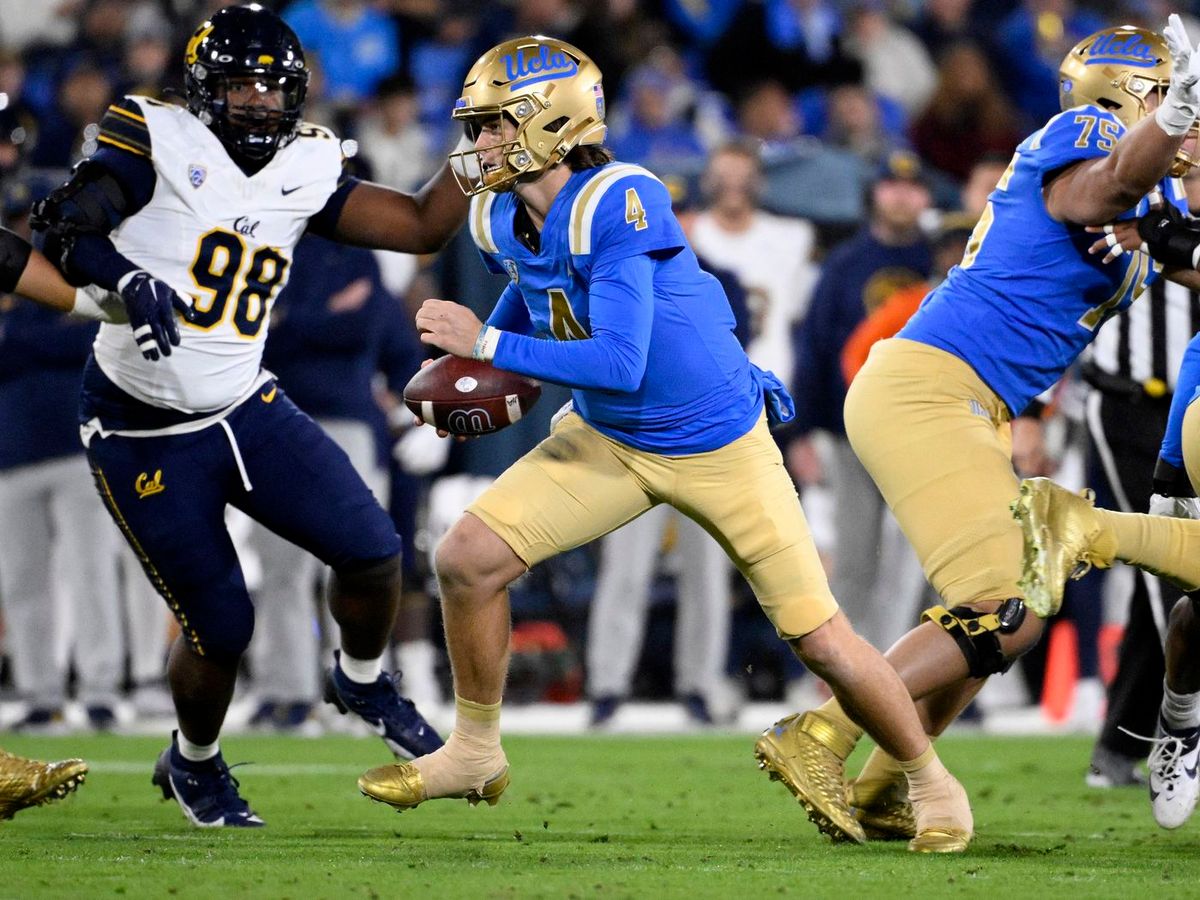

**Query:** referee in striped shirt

left=1083, top=268, right=1200, bottom=786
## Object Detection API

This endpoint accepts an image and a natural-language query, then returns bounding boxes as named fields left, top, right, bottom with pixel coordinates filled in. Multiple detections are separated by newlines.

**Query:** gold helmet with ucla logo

left=449, top=36, right=606, bottom=195
left=1059, top=25, right=1194, bottom=174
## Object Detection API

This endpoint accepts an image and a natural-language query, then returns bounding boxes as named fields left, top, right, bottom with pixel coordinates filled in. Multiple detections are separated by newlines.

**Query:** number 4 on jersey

left=625, top=187, right=648, bottom=231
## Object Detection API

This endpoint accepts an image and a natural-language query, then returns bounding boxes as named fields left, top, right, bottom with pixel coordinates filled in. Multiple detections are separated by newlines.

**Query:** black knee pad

left=921, top=598, right=1027, bottom=678
left=333, top=552, right=402, bottom=596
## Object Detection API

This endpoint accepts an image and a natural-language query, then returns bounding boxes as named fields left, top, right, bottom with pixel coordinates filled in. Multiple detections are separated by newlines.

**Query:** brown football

left=403, top=356, right=541, bottom=436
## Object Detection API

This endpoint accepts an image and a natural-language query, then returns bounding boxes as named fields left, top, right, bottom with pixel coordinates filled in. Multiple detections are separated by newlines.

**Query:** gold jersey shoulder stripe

left=568, top=163, right=659, bottom=256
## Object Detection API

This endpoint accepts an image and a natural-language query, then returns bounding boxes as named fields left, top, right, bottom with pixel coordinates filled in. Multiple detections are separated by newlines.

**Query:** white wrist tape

left=1157, top=96, right=1198, bottom=137
left=471, top=325, right=502, bottom=362
left=70, top=284, right=127, bottom=323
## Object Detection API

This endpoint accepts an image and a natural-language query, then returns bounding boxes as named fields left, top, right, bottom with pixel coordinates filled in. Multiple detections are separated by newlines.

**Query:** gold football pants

left=468, top=412, right=838, bottom=639
left=843, top=338, right=1024, bottom=606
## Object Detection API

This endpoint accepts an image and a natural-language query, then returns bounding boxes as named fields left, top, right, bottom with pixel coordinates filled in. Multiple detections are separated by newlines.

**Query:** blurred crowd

left=0, top=0, right=1195, bottom=736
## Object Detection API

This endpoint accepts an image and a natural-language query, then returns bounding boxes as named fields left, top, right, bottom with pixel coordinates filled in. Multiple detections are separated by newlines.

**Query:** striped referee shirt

left=1086, top=277, right=1200, bottom=395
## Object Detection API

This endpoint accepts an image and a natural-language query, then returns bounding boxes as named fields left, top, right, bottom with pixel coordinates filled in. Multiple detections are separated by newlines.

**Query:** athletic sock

left=1162, top=681, right=1200, bottom=731
left=412, top=695, right=506, bottom=798
left=338, top=651, right=383, bottom=685
left=852, top=746, right=907, bottom=805
left=1094, top=509, right=1200, bottom=591
left=898, top=744, right=972, bottom=833
left=177, top=734, right=220, bottom=763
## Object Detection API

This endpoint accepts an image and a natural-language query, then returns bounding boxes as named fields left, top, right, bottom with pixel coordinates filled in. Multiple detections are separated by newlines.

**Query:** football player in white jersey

left=31, top=3, right=467, bottom=828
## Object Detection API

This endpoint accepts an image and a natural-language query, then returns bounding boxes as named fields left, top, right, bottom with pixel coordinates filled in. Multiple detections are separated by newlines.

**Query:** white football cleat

left=1144, top=716, right=1200, bottom=830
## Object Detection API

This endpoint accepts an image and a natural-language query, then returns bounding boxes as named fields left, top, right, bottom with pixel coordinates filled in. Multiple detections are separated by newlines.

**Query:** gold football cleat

left=909, top=826, right=972, bottom=853
left=906, top=768, right=973, bottom=853
left=754, top=711, right=865, bottom=843
left=358, top=761, right=510, bottom=812
left=0, top=749, right=87, bottom=820
left=847, top=775, right=916, bottom=841
left=1011, top=477, right=1113, bottom=617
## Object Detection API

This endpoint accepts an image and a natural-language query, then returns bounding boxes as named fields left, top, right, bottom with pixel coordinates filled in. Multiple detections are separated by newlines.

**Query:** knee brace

left=921, top=598, right=1027, bottom=678
left=332, top=552, right=402, bottom=597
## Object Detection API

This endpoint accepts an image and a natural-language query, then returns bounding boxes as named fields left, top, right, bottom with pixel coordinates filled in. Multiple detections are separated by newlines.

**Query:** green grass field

left=2, top=732, right=1199, bottom=899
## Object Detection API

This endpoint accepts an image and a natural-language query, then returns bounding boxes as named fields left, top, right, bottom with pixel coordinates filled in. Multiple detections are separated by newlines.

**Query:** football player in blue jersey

left=1035, top=172, right=1200, bottom=828
left=356, top=35, right=974, bottom=852
left=27, top=3, right=472, bottom=828
left=758, top=17, right=1200, bottom=844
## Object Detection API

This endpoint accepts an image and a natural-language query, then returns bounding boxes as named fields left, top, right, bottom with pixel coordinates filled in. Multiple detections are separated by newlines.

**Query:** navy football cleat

left=323, top=650, right=444, bottom=759
left=151, top=732, right=264, bottom=828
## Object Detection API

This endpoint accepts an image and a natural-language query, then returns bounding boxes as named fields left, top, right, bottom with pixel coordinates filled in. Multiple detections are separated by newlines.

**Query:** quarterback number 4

left=187, top=229, right=289, bottom=338
left=625, top=187, right=648, bottom=231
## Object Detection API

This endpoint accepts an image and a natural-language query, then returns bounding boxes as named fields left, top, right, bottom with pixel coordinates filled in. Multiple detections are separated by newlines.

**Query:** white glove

left=1149, top=492, right=1200, bottom=519
left=393, top=424, right=452, bottom=475
left=70, top=283, right=128, bottom=323
left=1157, top=14, right=1200, bottom=136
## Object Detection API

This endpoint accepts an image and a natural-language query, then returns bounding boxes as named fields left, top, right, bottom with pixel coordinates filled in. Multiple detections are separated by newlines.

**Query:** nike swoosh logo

left=281, top=185, right=303, bottom=195
left=260, top=385, right=277, bottom=403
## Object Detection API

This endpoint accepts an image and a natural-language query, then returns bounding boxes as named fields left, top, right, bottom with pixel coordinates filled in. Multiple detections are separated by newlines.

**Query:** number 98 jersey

left=92, top=95, right=346, bottom=413
left=899, top=103, right=1188, bottom=417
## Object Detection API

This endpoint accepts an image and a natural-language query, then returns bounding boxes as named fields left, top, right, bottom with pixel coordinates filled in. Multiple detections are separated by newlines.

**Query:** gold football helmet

left=449, top=36, right=606, bottom=195
left=1059, top=25, right=1195, bottom=174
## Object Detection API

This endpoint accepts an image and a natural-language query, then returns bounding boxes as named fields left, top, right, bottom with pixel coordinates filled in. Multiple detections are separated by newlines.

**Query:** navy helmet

left=183, top=4, right=309, bottom=163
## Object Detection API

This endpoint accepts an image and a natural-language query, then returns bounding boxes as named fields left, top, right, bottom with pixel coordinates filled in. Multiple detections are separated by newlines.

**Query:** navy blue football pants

left=86, top=383, right=401, bottom=661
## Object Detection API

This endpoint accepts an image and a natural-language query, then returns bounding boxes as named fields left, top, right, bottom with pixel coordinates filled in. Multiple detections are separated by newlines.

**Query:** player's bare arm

left=1047, top=14, right=1200, bottom=225
left=330, top=164, right=468, bottom=255
left=0, top=225, right=126, bottom=319
left=0, top=228, right=73, bottom=312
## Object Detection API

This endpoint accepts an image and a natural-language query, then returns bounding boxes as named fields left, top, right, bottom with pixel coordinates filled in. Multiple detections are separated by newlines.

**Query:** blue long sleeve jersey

left=1161, top=330, right=1200, bottom=468
left=470, top=162, right=784, bottom=454
left=900, top=104, right=1186, bottom=418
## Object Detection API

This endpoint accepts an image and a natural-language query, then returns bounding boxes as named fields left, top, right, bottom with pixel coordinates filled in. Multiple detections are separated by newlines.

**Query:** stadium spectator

left=734, top=80, right=805, bottom=154
left=706, top=0, right=860, bottom=95
left=586, top=504, right=732, bottom=727
left=992, top=0, right=1106, bottom=126
left=689, top=140, right=817, bottom=383
left=283, top=0, right=401, bottom=105
left=28, top=61, right=113, bottom=168
left=820, top=81, right=908, bottom=167
left=356, top=74, right=435, bottom=192
left=909, top=42, right=1023, bottom=182
left=0, top=173, right=123, bottom=731
left=608, top=51, right=705, bottom=170
left=787, top=150, right=932, bottom=651
left=960, top=151, right=1013, bottom=218
left=844, top=0, right=937, bottom=117
left=910, top=0, right=984, bottom=59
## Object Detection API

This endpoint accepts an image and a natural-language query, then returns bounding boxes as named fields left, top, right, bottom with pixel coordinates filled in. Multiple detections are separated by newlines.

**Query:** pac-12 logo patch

left=188, top=164, right=206, bottom=189
left=503, top=259, right=520, bottom=283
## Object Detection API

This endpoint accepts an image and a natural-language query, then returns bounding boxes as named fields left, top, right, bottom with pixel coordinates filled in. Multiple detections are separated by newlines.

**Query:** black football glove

left=1137, top=202, right=1200, bottom=269
left=1150, top=456, right=1200, bottom=519
left=118, top=270, right=195, bottom=361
